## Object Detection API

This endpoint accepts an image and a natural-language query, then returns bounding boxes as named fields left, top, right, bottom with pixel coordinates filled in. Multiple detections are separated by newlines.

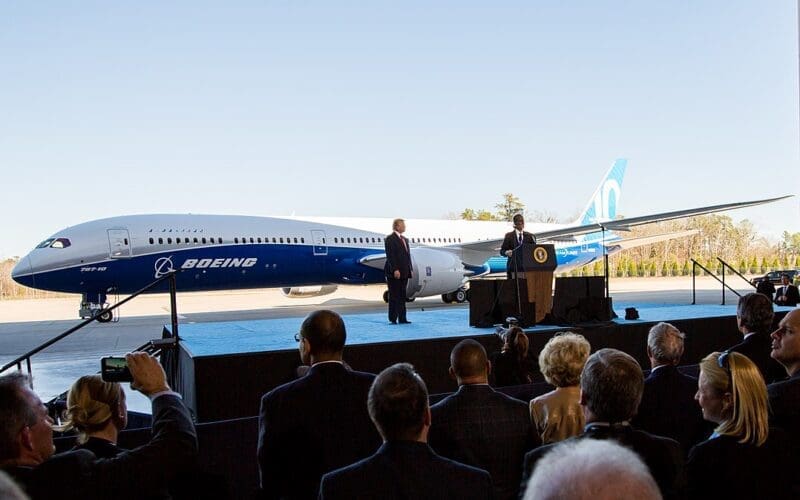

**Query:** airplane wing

left=459, top=195, right=791, bottom=250
left=603, top=229, right=700, bottom=250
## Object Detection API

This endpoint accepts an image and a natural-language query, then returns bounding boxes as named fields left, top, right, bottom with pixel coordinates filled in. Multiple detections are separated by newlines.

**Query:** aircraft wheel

left=97, top=310, right=113, bottom=323
left=465, top=288, right=472, bottom=302
left=383, top=290, right=389, bottom=303
left=454, top=289, right=467, bottom=303
left=441, top=293, right=454, bottom=304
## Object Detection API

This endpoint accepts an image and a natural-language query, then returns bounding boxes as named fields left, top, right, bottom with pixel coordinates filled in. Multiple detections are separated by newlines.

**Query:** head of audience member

left=523, top=438, right=661, bottom=500
left=579, top=348, right=644, bottom=424
left=696, top=351, right=768, bottom=446
left=503, top=326, right=529, bottom=362
left=538, top=332, right=590, bottom=388
left=512, top=214, right=525, bottom=231
left=368, top=363, right=430, bottom=443
left=781, top=274, right=791, bottom=286
left=61, top=375, right=127, bottom=444
left=0, top=470, right=28, bottom=500
left=296, top=310, right=347, bottom=365
left=449, top=340, right=490, bottom=386
left=392, top=218, right=406, bottom=234
left=646, top=322, right=685, bottom=369
left=0, top=372, right=55, bottom=468
left=771, top=309, right=800, bottom=377
left=736, top=293, right=774, bottom=336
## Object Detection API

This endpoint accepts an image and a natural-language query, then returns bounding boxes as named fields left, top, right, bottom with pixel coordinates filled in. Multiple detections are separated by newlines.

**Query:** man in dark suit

left=520, top=349, right=685, bottom=500
left=384, top=218, right=413, bottom=324
left=257, top=310, right=380, bottom=500
left=0, top=353, right=198, bottom=500
left=728, top=293, right=786, bottom=384
left=769, top=309, right=800, bottom=446
left=500, top=214, right=535, bottom=280
left=429, top=340, right=538, bottom=500
left=320, top=363, right=492, bottom=500
left=631, top=322, right=708, bottom=454
left=774, top=274, right=800, bottom=306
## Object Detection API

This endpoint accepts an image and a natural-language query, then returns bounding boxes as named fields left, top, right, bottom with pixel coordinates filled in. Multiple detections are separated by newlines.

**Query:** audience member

left=61, top=375, right=127, bottom=458
left=632, top=322, right=707, bottom=453
left=728, top=293, right=786, bottom=384
left=530, top=332, right=590, bottom=444
left=320, top=363, right=491, bottom=500
left=491, top=327, right=534, bottom=387
left=429, top=340, right=537, bottom=500
left=521, top=348, right=685, bottom=500
left=0, top=353, right=197, bottom=500
left=687, top=351, right=792, bottom=499
left=755, top=277, right=775, bottom=302
left=522, top=438, right=662, bottom=500
left=774, top=273, right=800, bottom=306
left=768, top=309, right=800, bottom=446
left=257, top=310, right=381, bottom=500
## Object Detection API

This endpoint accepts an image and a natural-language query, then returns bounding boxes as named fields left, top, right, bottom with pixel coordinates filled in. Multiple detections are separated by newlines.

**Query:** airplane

left=11, top=159, right=791, bottom=322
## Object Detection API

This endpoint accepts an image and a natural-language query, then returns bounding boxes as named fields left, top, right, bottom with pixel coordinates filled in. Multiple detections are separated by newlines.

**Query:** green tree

left=494, top=193, right=525, bottom=221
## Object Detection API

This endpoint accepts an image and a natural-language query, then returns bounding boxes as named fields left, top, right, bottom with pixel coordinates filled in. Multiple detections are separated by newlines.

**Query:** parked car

left=752, top=270, right=800, bottom=286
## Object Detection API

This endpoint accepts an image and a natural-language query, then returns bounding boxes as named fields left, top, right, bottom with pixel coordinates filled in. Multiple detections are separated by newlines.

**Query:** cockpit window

left=37, top=238, right=70, bottom=249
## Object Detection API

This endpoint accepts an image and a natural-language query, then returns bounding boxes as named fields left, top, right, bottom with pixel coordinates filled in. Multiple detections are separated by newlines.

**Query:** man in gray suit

left=430, top=339, right=537, bottom=500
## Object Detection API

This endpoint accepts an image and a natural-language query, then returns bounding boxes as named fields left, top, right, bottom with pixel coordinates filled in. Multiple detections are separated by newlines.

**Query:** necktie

left=517, top=232, right=522, bottom=244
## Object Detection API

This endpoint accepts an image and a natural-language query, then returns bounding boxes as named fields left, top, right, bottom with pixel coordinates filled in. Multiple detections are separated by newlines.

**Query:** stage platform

left=168, top=302, right=794, bottom=422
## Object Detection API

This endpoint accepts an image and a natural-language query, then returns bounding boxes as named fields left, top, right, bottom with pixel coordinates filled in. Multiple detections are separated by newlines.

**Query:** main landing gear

left=441, top=288, right=468, bottom=304
left=79, top=293, right=114, bottom=323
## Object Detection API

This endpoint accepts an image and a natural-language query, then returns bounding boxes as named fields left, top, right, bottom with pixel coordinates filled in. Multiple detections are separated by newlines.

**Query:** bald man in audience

left=769, top=309, right=800, bottom=448
left=429, top=340, right=538, bottom=500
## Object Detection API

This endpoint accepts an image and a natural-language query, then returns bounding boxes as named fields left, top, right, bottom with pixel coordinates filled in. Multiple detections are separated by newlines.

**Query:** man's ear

left=579, top=388, right=587, bottom=406
left=423, top=406, right=432, bottom=427
left=19, top=425, right=34, bottom=452
left=448, top=366, right=456, bottom=381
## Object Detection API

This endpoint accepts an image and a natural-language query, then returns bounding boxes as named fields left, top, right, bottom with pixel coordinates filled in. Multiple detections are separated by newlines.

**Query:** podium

left=520, top=243, right=557, bottom=323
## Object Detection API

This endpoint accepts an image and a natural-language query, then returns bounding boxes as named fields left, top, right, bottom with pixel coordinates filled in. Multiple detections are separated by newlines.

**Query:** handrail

left=0, top=271, right=181, bottom=381
left=690, top=258, right=742, bottom=305
left=717, top=258, right=757, bottom=290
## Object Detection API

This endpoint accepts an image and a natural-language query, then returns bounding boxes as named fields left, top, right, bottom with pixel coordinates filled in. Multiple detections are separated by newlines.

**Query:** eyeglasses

left=294, top=333, right=302, bottom=342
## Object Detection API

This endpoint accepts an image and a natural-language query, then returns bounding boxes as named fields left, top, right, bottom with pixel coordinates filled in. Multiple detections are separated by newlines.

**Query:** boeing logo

left=181, top=257, right=258, bottom=270
left=154, top=257, right=176, bottom=278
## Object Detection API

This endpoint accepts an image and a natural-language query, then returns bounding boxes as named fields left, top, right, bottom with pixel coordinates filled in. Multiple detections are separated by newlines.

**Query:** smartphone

left=101, top=356, right=132, bottom=382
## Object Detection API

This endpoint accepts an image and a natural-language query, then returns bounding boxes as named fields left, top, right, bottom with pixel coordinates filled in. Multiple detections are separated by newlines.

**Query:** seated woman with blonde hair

left=688, top=351, right=794, bottom=499
left=530, top=332, right=591, bottom=444
left=62, top=375, right=127, bottom=457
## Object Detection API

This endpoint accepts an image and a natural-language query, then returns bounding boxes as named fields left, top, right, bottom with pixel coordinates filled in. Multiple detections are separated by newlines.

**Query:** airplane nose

left=11, top=255, right=34, bottom=287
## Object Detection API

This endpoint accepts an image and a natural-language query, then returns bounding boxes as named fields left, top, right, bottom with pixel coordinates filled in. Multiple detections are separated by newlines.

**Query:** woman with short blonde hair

left=530, top=332, right=590, bottom=444
left=62, top=375, right=127, bottom=456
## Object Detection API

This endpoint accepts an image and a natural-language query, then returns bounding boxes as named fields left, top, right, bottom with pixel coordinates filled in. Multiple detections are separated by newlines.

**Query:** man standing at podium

left=500, top=214, right=535, bottom=279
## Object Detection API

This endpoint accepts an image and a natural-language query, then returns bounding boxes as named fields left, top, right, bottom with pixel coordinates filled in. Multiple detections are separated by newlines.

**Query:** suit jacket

left=520, top=424, right=686, bottom=500
left=687, top=430, right=795, bottom=500
left=429, top=384, right=538, bottom=500
left=499, top=231, right=535, bottom=276
left=257, top=362, right=380, bottom=500
left=384, top=232, right=412, bottom=279
left=768, top=372, right=800, bottom=448
left=774, top=284, right=800, bottom=306
left=319, top=441, right=492, bottom=500
left=3, top=394, right=197, bottom=500
left=631, top=365, right=708, bottom=454
left=728, top=332, right=787, bottom=384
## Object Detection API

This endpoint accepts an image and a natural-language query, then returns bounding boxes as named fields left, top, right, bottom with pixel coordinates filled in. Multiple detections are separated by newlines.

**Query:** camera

left=101, top=356, right=132, bottom=382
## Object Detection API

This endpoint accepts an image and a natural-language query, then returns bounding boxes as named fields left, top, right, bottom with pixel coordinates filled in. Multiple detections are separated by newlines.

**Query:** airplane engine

left=407, top=248, right=468, bottom=298
left=281, top=285, right=338, bottom=298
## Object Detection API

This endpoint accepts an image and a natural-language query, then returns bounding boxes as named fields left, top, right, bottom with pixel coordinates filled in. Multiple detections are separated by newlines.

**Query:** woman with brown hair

left=490, top=326, right=534, bottom=387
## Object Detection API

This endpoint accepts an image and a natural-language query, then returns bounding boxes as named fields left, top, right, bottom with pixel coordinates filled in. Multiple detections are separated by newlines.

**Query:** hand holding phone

left=101, top=357, right=132, bottom=382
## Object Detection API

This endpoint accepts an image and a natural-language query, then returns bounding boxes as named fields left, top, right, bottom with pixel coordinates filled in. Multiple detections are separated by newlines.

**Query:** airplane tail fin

left=574, top=158, right=627, bottom=226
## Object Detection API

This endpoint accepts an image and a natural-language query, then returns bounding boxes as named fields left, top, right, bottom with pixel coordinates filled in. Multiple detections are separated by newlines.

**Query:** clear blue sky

left=1, top=1, right=798, bottom=259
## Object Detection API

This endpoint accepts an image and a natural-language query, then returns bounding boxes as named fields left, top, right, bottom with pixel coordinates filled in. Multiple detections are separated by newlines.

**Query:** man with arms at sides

left=384, top=218, right=413, bottom=324
left=500, top=214, right=535, bottom=280
left=0, top=353, right=197, bottom=500
left=320, top=363, right=492, bottom=500
left=521, top=349, right=685, bottom=500
left=257, top=310, right=380, bottom=500
left=429, top=340, right=538, bottom=500
left=769, top=309, right=800, bottom=449
left=728, top=293, right=786, bottom=384
left=632, top=322, right=708, bottom=454
left=774, top=273, right=800, bottom=306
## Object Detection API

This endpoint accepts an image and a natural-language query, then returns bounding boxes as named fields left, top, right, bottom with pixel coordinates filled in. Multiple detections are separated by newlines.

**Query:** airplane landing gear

left=441, top=288, right=468, bottom=304
left=80, top=293, right=113, bottom=323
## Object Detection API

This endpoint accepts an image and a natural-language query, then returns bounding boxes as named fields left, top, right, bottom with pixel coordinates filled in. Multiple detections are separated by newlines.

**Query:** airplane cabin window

left=158, top=238, right=164, bottom=244
left=258, top=237, right=262, bottom=243
left=272, top=237, right=276, bottom=243
left=334, top=237, right=338, bottom=243
left=149, top=238, right=154, bottom=244
left=234, top=238, right=239, bottom=244
left=202, top=237, right=207, bottom=244
left=167, top=238, right=172, bottom=244
left=294, top=237, right=298, bottom=243
left=280, top=238, right=284, bottom=243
